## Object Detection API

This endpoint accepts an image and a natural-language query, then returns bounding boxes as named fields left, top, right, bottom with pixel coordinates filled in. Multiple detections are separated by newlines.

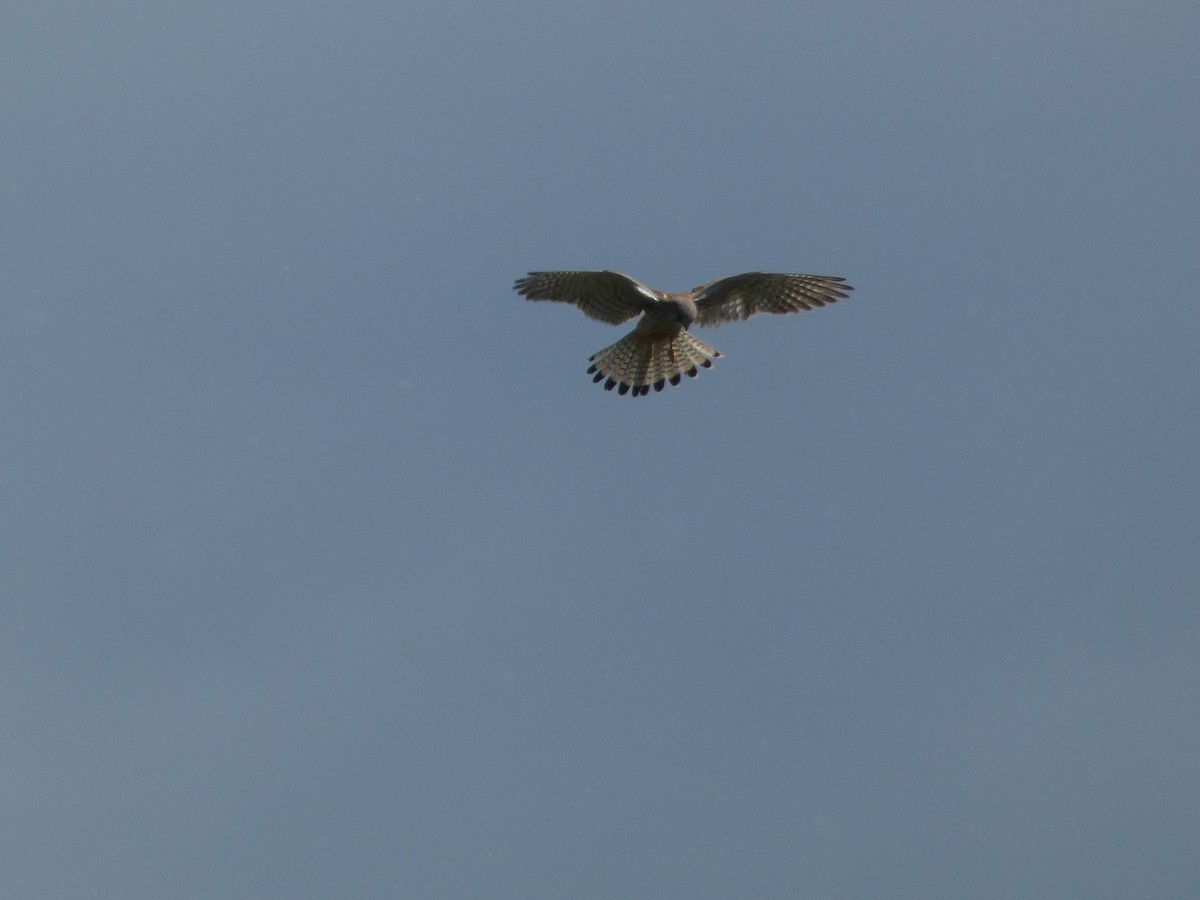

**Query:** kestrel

left=514, top=270, right=854, bottom=395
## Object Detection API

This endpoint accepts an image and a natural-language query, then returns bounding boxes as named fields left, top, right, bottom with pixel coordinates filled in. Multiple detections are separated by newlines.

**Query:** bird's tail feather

left=587, top=330, right=721, bottom=396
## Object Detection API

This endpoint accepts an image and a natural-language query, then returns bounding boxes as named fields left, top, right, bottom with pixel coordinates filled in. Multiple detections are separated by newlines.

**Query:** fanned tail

left=586, top=330, right=721, bottom=396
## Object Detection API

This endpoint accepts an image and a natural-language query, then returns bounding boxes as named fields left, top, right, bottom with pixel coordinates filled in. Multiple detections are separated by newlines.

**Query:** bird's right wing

left=692, top=273, right=853, bottom=328
left=513, top=270, right=654, bottom=325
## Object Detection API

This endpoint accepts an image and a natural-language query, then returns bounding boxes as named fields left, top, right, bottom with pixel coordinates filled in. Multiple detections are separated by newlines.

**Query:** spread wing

left=692, top=273, right=853, bottom=328
left=513, top=270, right=655, bottom=325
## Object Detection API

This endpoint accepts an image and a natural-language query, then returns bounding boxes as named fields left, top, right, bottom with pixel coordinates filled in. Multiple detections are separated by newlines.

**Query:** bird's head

left=663, top=294, right=698, bottom=326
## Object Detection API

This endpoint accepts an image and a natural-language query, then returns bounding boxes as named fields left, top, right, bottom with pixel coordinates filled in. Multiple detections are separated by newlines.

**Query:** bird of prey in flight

left=514, top=270, right=853, bottom=395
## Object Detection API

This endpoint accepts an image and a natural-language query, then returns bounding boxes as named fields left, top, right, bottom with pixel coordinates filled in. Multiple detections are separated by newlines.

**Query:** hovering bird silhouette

left=514, top=270, right=853, bottom=395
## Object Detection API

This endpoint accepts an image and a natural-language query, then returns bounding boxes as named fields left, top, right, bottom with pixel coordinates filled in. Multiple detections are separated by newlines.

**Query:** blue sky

left=3, top=2, right=1198, bottom=897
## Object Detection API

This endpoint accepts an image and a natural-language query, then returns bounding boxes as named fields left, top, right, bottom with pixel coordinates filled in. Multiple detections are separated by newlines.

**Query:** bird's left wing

left=692, top=273, right=853, bottom=328
left=514, top=270, right=654, bottom=325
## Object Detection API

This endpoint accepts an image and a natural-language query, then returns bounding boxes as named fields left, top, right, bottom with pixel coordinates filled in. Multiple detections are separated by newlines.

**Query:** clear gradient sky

left=3, top=2, right=1199, bottom=898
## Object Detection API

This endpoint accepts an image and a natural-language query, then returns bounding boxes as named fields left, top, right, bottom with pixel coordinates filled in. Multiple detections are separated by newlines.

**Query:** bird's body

left=514, top=270, right=853, bottom=395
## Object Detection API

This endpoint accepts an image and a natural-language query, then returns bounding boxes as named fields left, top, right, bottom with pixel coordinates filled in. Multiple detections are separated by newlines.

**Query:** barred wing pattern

left=513, top=270, right=654, bottom=325
left=692, top=273, right=852, bottom=328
